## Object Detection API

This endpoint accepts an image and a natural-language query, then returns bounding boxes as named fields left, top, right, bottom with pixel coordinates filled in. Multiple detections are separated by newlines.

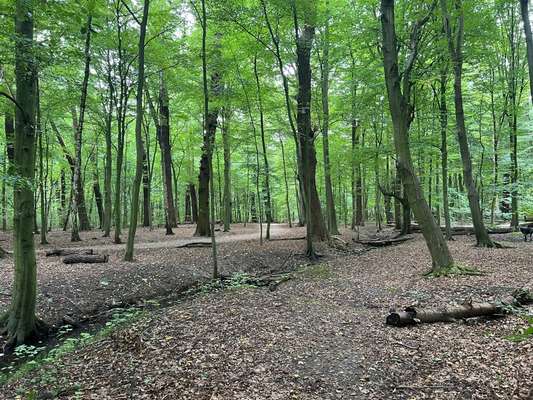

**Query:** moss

left=425, top=264, right=484, bottom=278
left=297, top=263, right=332, bottom=280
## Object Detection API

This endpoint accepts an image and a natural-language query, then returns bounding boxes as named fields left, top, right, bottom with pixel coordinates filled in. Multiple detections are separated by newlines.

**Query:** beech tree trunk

left=320, top=0, right=339, bottom=235
left=158, top=72, right=177, bottom=229
left=124, top=0, right=149, bottom=261
left=103, top=53, right=113, bottom=237
left=441, top=0, right=494, bottom=247
left=381, top=0, right=454, bottom=272
left=295, top=15, right=328, bottom=257
left=253, top=57, right=272, bottom=240
left=70, top=12, right=93, bottom=241
left=5, top=0, right=39, bottom=346
left=438, top=67, right=453, bottom=240
left=521, top=0, right=533, bottom=104
left=280, top=138, right=292, bottom=227
left=221, top=108, right=232, bottom=232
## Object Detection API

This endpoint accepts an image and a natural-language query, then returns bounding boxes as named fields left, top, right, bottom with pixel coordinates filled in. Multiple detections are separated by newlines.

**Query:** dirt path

left=40, top=223, right=299, bottom=253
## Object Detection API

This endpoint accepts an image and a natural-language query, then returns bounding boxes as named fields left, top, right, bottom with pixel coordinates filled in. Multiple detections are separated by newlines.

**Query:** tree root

left=1, top=316, right=49, bottom=353
left=425, top=264, right=484, bottom=278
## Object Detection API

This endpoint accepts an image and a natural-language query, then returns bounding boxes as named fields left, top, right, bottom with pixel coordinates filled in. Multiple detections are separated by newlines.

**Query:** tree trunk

left=221, top=108, right=232, bottom=232
left=158, top=72, right=177, bottom=229
left=441, top=0, right=494, bottom=247
left=280, top=138, right=292, bottom=227
left=124, top=0, right=149, bottom=261
left=438, top=67, right=453, bottom=240
left=36, top=81, right=48, bottom=244
left=253, top=57, right=272, bottom=240
left=295, top=18, right=328, bottom=256
left=320, top=0, right=339, bottom=235
left=70, top=13, right=93, bottom=241
left=5, top=0, right=40, bottom=346
left=142, top=144, right=151, bottom=227
left=381, top=0, right=454, bottom=272
left=103, top=54, right=114, bottom=237
left=521, top=0, right=533, bottom=104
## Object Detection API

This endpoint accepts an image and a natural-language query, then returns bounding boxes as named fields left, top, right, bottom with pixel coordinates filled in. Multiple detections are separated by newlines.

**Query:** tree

left=520, top=0, right=533, bottom=104
left=70, top=5, right=94, bottom=241
left=441, top=0, right=495, bottom=247
left=318, top=0, right=339, bottom=235
left=380, top=0, right=454, bottom=272
left=124, top=0, right=150, bottom=262
left=2, top=0, right=44, bottom=347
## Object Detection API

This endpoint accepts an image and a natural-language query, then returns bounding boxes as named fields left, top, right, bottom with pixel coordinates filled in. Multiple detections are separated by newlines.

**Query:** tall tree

left=2, top=0, right=43, bottom=347
left=158, top=72, right=177, bottom=231
left=124, top=0, right=150, bottom=261
left=293, top=0, right=328, bottom=259
left=380, top=0, right=454, bottom=272
left=441, top=0, right=495, bottom=247
left=521, top=0, right=533, bottom=104
left=70, top=6, right=94, bottom=241
left=319, top=0, right=339, bottom=235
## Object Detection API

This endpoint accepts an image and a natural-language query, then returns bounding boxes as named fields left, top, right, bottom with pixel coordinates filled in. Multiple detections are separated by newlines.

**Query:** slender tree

left=380, top=0, right=454, bottom=272
left=124, top=0, right=150, bottom=261
left=441, top=0, right=495, bottom=247
left=520, top=0, right=533, bottom=104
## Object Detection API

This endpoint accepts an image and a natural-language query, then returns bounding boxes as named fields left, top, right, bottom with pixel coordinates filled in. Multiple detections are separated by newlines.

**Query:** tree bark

left=103, top=53, right=114, bottom=237
left=294, top=7, right=328, bottom=253
left=438, top=67, right=453, bottom=240
left=6, top=0, right=40, bottom=346
left=441, top=0, right=494, bottom=247
left=521, top=0, right=533, bottom=104
left=221, top=107, right=232, bottom=232
left=70, top=12, right=94, bottom=241
left=280, top=138, right=292, bottom=227
left=253, top=57, right=272, bottom=240
left=124, top=0, right=149, bottom=262
left=319, top=0, right=339, bottom=235
left=158, top=72, right=177, bottom=229
left=381, top=0, right=454, bottom=272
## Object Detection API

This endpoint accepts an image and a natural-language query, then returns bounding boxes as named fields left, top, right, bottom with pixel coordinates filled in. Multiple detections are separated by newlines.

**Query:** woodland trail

left=35, top=223, right=300, bottom=253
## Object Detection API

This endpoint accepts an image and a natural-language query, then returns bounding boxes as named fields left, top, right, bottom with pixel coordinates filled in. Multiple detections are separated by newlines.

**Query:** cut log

left=354, top=236, right=413, bottom=247
left=386, top=290, right=532, bottom=327
left=46, top=248, right=94, bottom=257
left=63, top=254, right=108, bottom=264
left=176, top=242, right=211, bottom=248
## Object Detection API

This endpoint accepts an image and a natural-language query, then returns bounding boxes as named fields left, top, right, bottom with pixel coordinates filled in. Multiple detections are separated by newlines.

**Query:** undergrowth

left=0, top=308, right=145, bottom=393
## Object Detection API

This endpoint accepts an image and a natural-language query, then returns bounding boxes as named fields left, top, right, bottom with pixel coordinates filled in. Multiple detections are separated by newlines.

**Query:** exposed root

left=425, top=264, right=484, bottom=278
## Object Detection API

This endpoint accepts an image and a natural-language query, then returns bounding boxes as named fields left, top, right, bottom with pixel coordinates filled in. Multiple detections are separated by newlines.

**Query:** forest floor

left=0, top=224, right=532, bottom=399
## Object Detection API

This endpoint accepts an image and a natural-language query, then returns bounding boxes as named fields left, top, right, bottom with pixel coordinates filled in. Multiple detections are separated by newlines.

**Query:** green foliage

left=507, top=317, right=533, bottom=342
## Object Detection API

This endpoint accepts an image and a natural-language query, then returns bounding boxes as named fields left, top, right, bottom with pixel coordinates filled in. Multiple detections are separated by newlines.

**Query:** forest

left=0, top=0, right=532, bottom=398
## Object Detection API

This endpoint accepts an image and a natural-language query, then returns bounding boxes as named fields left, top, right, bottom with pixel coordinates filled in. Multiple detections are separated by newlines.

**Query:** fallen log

left=409, top=225, right=512, bottom=235
left=46, top=248, right=94, bottom=257
left=269, top=236, right=306, bottom=242
left=354, top=236, right=413, bottom=247
left=62, top=254, right=108, bottom=264
left=386, top=290, right=532, bottom=327
left=176, top=242, right=211, bottom=249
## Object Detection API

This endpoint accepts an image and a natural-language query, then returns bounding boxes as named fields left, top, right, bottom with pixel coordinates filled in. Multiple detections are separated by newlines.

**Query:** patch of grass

left=296, top=263, right=332, bottom=280
left=425, top=264, right=484, bottom=278
left=507, top=317, right=533, bottom=342
left=187, top=272, right=258, bottom=295
left=0, top=308, right=145, bottom=389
